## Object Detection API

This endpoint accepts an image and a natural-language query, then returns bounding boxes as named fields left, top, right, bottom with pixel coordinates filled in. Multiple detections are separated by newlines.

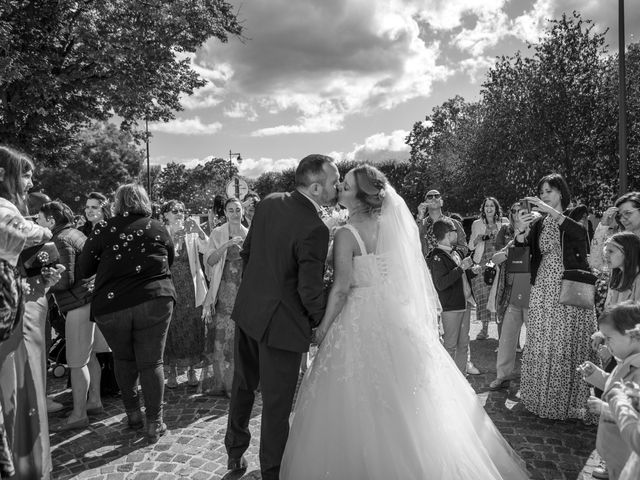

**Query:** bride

left=280, top=165, right=530, bottom=479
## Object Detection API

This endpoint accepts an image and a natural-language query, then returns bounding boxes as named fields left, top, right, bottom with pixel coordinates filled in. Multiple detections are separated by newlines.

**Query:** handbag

left=506, top=246, right=530, bottom=273
left=17, top=242, right=60, bottom=277
left=558, top=269, right=597, bottom=310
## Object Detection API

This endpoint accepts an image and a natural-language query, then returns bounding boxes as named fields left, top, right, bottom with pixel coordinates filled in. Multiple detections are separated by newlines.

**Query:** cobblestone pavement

left=48, top=321, right=601, bottom=480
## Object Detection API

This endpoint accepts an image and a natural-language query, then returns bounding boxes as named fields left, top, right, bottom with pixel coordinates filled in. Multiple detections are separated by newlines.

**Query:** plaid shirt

left=417, top=214, right=468, bottom=260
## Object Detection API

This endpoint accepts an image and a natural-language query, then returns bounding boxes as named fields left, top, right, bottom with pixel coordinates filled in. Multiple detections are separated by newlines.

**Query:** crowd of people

left=0, top=143, right=640, bottom=479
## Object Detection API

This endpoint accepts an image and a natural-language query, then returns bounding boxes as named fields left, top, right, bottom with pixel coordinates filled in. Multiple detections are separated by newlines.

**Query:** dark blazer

left=517, top=207, right=590, bottom=286
left=78, top=214, right=176, bottom=317
left=427, top=247, right=475, bottom=312
left=231, top=190, right=329, bottom=353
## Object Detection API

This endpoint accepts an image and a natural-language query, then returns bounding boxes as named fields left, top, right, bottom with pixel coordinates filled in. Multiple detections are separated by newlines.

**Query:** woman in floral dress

left=469, top=197, right=508, bottom=340
left=161, top=200, right=208, bottom=388
left=516, top=173, right=598, bottom=422
left=199, top=198, right=247, bottom=396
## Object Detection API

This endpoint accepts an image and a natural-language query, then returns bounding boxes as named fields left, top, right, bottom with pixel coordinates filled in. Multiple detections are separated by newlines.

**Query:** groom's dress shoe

left=227, top=456, right=248, bottom=472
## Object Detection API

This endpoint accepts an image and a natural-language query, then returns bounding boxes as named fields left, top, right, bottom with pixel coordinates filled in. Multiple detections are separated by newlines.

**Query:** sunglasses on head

left=170, top=208, right=185, bottom=214
left=426, top=193, right=441, bottom=200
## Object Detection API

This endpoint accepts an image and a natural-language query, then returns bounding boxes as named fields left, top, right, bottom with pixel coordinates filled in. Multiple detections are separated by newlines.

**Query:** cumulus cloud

left=330, top=130, right=411, bottom=164
left=148, top=117, right=222, bottom=135
left=192, top=0, right=452, bottom=135
left=239, top=157, right=299, bottom=178
left=224, top=102, right=258, bottom=121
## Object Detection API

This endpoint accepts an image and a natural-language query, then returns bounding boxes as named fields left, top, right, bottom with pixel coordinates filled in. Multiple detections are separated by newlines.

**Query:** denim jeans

left=95, top=297, right=173, bottom=422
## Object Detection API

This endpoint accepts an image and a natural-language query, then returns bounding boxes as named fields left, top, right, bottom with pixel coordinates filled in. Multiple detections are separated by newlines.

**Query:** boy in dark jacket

left=427, top=218, right=477, bottom=374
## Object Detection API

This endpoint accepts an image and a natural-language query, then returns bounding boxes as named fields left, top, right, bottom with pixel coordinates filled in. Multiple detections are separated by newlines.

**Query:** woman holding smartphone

left=515, top=173, right=598, bottom=423
left=161, top=200, right=208, bottom=389
left=199, top=198, right=247, bottom=396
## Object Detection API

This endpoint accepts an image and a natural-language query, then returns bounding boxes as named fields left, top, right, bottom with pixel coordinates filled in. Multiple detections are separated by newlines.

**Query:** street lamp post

left=228, top=150, right=242, bottom=198
left=619, top=0, right=628, bottom=195
left=146, top=118, right=151, bottom=198
left=229, top=150, right=242, bottom=178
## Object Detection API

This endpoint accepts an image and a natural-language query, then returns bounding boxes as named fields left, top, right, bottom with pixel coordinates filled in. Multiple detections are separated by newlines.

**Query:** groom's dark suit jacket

left=231, top=190, right=329, bottom=353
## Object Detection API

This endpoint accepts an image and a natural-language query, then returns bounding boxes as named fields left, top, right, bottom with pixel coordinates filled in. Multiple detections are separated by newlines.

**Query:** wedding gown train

left=280, top=219, right=529, bottom=480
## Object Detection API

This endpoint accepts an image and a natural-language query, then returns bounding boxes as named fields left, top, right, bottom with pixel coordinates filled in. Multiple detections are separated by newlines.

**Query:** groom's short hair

left=433, top=218, right=455, bottom=241
left=295, top=154, right=335, bottom=187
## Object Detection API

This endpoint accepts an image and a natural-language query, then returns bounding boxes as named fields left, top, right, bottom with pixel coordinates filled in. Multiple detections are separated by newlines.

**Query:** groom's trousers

left=225, top=325, right=302, bottom=480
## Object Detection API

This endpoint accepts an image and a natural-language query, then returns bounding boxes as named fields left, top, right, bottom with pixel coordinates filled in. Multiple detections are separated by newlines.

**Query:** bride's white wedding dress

left=280, top=188, right=530, bottom=480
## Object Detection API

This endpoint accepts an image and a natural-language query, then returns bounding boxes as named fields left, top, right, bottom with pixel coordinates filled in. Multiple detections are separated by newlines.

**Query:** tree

left=478, top=12, right=617, bottom=210
left=153, top=158, right=238, bottom=213
left=405, top=96, right=484, bottom=214
left=34, top=122, right=143, bottom=210
left=406, top=13, right=636, bottom=214
left=0, top=0, right=242, bottom=164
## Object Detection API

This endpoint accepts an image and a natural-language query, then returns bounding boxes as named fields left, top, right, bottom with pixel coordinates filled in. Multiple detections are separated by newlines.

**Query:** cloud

left=150, top=156, right=205, bottom=169
left=224, top=101, right=258, bottom=121
left=331, top=130, right=411, bottom=164
left=459, top=56, right=496, bottom=82
left=239, top=157, right=299, bottom=178
left=148, top=117, right=222, bottom=135
left=193, top=0, right=452, bottom=135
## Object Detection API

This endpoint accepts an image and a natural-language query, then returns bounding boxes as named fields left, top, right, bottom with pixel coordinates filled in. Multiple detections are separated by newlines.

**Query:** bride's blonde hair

left=352, top=165, right=387, bottom=211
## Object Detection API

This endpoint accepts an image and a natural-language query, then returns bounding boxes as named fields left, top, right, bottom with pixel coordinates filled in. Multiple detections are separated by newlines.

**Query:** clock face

left=226, top=178, right=249, bottom=199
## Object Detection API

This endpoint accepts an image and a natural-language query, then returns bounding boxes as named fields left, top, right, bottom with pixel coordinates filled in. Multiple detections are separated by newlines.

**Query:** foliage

left=34, top=122, right=143, bottom=211
left=153, top=158, right=239, bottom=214
left=252, top=160, right=411, bottom=201
left=0, top=0, right=242, bottom=165
left=406, top=12, right=638, bottom=215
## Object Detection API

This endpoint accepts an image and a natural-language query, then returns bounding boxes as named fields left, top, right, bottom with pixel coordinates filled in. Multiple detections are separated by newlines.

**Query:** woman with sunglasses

left=199, top=198, right=247, bottom=396
left=160, top=200, right=208, bottom=389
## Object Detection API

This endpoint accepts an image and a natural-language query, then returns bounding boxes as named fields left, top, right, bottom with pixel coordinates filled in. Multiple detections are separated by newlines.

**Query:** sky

left=147, top=0, right=640, bottom=179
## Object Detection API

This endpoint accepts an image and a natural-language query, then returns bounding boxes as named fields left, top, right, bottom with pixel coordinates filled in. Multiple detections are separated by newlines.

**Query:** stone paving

left=48, top=321, right=602, bottom=480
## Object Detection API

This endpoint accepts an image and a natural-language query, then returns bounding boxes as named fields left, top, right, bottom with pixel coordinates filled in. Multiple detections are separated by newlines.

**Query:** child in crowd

left=579, top=301, right=640, bottom=480
left=607, top=379, right=640, bottom=480
left=426, top=218, right=478, bottom=374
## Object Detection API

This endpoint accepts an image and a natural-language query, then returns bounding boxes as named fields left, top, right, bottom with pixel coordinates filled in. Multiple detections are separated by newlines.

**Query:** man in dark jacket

left=225, top=154, right=340, bottom=480
left=427, top=218, right=477, bottom=374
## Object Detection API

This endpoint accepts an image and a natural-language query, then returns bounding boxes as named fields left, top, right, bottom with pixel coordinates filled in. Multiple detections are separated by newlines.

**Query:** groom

left=225, top=154, right=340, bottom=479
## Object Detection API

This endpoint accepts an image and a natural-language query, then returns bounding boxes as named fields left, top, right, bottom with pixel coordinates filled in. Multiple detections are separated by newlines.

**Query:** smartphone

left=519, top=199, right=531, bottom=213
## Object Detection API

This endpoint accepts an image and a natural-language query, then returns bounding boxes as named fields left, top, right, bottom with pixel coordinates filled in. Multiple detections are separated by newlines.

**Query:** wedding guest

left=200, top=198, right=247, bottom=396
left=603, top=233, right=640, bottom=311
left=427, top=219, right=477, bottom=374
left=469, top=197, right=508, bottom=340
left=0, top=145, right=60, bottom=480
left=161, top=200, right=207, bottom=389
left=79, top=192, right=111, bottom=237
left=416, top=189, right=468, bottom=259
left=489, top=202, right=531, bottom=390
left=581, top=302, right=640, bottom=479
left=37, top=201, right=108, bottom=432
left=606, top=381, right=640, bottom=479
left=516, top=173, right=598, bottom=422
left=0, top=221, right=26, bottom=479
left=241, top=193, right=260, bottom=229
left=416, top=189, right=479, bottom=375
left=78, top=183, right=176, bottom=443
left=207, top=195, right=226, bottom=235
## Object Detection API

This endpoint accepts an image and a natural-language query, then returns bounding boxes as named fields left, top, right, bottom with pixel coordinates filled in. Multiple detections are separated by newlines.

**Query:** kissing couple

left=224, top=155, right=530, bottom=479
